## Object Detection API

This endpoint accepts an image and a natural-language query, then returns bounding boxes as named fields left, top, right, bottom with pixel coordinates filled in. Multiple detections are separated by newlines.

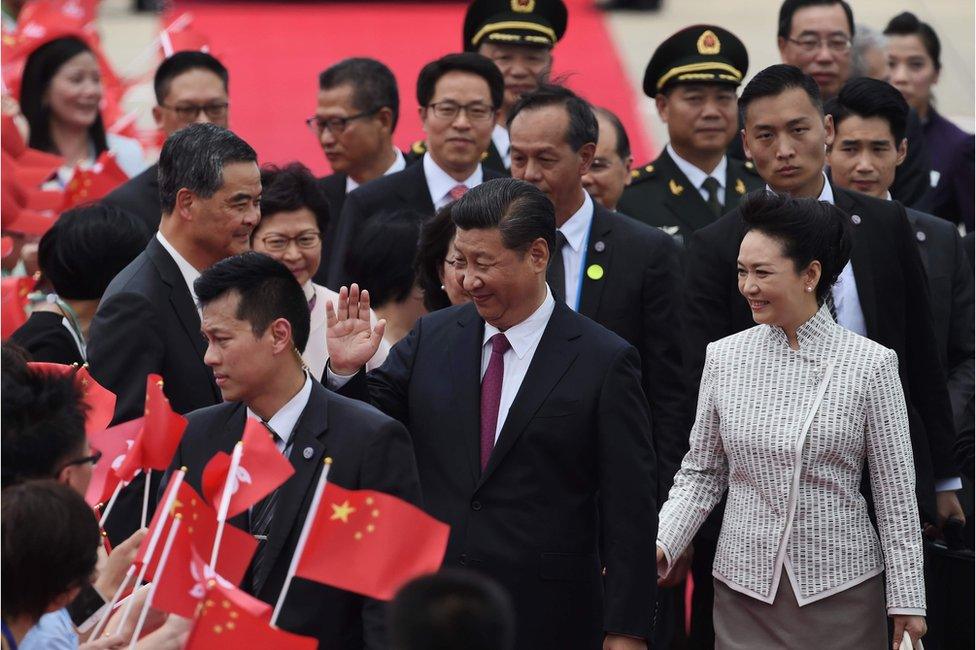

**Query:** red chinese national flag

left=1, top=275, right=35, bottom=339
left=184, top=580, right=315, bottom=650
left=27, top=362, right=116, bottom=433
left=201, top=418, right=295, bottom=517
left=61, top=151, right=130, bottom=210
left=294, top=483, right=449, bottom=600
left=114, top=375, right=186, bottom=481
left=85, top=417, right=142, bottom=508
left=137, top=481, right=256, bottom=585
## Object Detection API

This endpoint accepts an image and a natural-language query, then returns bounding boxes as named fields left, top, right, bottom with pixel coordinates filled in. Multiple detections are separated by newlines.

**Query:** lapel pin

left=668, top=179, right=684, bottom=196
left=586, top=264, right=604, bottom=281
left=851, top=214, right=861, bottom=225
left=916, top=230, right=926, bottom=242
left=303, top=447, right=314, bottom=460
left=735, top=179, right=746, bottom=195
left=594, top=240, right=605, bottom=253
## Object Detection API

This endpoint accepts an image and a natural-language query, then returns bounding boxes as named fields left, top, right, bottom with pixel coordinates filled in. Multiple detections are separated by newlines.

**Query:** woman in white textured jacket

left=657, top=192, right=926, bottom=649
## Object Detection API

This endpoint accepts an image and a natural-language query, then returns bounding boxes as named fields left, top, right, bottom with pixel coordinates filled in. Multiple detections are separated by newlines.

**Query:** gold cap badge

left=511, top=0, right=535, bottom=12
left=697, top=30, right=721, bottom=55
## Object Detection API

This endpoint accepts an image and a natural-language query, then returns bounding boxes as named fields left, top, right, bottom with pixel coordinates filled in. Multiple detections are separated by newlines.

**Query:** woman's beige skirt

left=713, top=571, right=888, bottom=650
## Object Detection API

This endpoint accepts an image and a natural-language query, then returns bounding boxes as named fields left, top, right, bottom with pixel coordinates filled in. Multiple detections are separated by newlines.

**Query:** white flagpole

left=114, top=469, right=186, bottom=634
left=140, top=469, right=152, bottom=529
left=88, top=564, right=135, bottom=640
left=98, top=477, right=129, bottom=528
left=210, top=442, right=244, bottom=567
left=127, top=516, right=182, bottom=649
left=270, top=457, right=332, bottom=627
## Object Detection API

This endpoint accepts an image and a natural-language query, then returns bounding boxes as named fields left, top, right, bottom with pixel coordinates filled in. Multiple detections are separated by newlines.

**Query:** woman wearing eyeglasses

left=250, top=163, right=389, bottom=381
left=18, top=36, right=146, bottom=187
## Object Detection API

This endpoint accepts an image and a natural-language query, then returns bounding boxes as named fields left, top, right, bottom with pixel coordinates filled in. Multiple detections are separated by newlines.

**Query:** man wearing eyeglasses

left=325, top=53, right=505, bottom=290
left=309, top=58, right=405, bottom=284
left=103, top=51, right=230, bottom=236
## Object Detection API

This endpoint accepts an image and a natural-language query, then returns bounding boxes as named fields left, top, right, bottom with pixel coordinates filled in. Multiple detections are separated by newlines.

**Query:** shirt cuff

left=888, top=607, right=926, bottom=616
left=325, top=362, right=358, bottom=389
left=935, top=477, right=963, bottom=492
left=655, top=540, right=673, bottom=579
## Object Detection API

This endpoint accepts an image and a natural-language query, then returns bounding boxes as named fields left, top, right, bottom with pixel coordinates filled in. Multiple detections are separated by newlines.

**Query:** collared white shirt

left=345, top=148, right=406, bottom=194
left=423, top=152, right=484, bottom=209
left=491, top=123, right=511, bottom=169
left=554, top=192, right=595, bottom=310
left=246, top=373, right=313, bottom=452
left=481, top=287, right=556, bottom=441
left=155, top=231, right=201, bottom=308
left=764, top=174, right=867, bottom=336
left=667, top=144, right=728, bottom=206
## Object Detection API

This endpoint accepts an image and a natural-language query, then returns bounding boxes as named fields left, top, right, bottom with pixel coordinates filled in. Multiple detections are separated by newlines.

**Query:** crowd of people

left=2, top=0, right=974, bottom=649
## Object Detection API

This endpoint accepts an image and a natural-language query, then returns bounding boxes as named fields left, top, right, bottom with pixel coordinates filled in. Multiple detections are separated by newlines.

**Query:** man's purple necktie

left=480, top=333, right=510, bottom=471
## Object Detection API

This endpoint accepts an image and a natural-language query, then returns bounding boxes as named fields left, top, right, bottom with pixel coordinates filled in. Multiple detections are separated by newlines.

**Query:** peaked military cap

left=463, top=0, right=568, bottom=52
left=643, top=24, right=748, bottom=96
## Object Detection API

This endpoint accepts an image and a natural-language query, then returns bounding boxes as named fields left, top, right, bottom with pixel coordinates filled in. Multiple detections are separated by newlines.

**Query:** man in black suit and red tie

left=325, top=178, right=657, bottom=650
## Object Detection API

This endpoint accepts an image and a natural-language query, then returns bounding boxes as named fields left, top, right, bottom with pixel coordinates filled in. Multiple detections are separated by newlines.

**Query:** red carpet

left=170, top=0, right=653, bottom=175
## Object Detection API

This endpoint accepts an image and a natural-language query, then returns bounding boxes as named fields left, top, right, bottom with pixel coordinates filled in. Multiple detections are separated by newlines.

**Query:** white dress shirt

left=668, top=144, right=728, bottom=206
left=491, top=123, right=511, bottom=169
left=423, top=153, right=484, bottom=209
left=155, top=231, right=201, bottom=308
left=345, top=148, right=406, bottom=194
left=481, top=287, right=556, bottom=441
left=554, top=192, right=595, bottom=310
left=246, top=372, right=312, bottom=452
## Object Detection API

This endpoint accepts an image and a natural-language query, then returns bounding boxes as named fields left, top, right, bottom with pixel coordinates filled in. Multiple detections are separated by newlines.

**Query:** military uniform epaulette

left=629, top=163, right=657, bottom=185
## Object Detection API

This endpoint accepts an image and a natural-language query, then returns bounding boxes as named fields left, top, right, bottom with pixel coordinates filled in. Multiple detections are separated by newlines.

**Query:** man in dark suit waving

left=88, top=123, right=260, bottom=543
left=167, top=252, right=422, bottom=649
left=325, top=179, right=657, bottom=650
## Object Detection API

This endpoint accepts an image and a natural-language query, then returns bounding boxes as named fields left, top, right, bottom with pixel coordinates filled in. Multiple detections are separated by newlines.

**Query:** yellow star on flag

left=330, top=500, right=356, bottom=523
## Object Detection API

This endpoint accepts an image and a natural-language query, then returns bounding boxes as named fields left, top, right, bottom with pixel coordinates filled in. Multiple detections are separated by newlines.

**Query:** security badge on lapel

left=587, top=240, right=606, bottom=281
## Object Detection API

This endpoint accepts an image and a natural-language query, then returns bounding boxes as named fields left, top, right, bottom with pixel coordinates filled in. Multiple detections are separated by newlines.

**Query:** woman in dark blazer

left=10, top=203, right=146, bottom=364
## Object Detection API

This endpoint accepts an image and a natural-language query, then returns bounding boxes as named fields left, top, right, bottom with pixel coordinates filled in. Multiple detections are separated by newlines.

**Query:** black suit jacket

left=88, top=237, right=222, bottom=543
left=326, top=162, right=504, bottom=289
left=314, top=172, right=349, bottom=286
left=166, top=380, right=422, bottom=650
left=574, top=203, right=687, bottom=497
left=682, top=184, right=958, bottom=523
left=9, top=311, right=84, bottom=365
left=102, top=163, right=161, bottom=241
left=404, top=139, right=510, bottom=176
left=617, top=149, right=763, bottom=246
left=337, top=301, right=657, bottom=648
left=905, top=207, right=975, bottom=438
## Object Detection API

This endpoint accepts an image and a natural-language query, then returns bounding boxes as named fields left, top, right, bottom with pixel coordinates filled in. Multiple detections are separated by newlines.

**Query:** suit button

left=471, top=500, right=483, bottom=511
left=459, top=554, right=468, bottom=566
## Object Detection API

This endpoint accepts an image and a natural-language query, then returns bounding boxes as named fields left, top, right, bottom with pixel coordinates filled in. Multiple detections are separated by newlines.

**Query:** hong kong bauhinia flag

left=294, top=483, right=449, bottom=600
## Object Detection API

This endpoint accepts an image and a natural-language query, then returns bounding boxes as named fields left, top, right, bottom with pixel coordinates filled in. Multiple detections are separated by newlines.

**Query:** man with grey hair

left=88, top=122, right=260, bottom=543
left=851, top=23, right=888, bottom=79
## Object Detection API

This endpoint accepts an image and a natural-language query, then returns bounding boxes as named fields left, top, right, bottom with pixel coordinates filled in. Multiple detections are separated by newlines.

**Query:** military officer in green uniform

left=406, top=0, right=567, bottom=175
left=618, top=25, right=763, bottom=245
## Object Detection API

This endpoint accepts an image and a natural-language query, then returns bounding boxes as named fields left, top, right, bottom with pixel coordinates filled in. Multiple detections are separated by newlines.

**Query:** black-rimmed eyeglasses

left=305, top=108, right=382, bottom=136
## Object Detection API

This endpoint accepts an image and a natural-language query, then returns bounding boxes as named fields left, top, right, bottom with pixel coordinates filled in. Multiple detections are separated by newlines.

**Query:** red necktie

left=449, top=184, right=468, bottom=201
left=480, top=333, right=510, bottom=471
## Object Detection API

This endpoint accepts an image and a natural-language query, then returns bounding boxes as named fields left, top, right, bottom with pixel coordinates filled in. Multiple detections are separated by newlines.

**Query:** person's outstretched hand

left=326, top=284, right=386, bottom=376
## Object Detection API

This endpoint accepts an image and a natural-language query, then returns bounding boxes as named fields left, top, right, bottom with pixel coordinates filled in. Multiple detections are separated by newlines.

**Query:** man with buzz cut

left=618, top=25, right=763, bottom=246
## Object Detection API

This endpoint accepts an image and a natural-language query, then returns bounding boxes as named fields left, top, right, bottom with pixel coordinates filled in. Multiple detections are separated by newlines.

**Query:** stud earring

left=805, top=286, right=813, bottom=293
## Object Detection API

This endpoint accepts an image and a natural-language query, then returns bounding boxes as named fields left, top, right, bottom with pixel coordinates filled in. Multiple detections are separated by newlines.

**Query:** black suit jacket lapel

left=399, top=161, right=436, bottom=213
left=253, top=382, right=330, bottom=593
left=658, top=151, right=716, bottom=232
left=834, top=186, right=879, bottom=335
left=578, top=203, right=613, bottom=317
left=450, top=307, right=486, bottom=486
left=477, top=303, right=581, bottom=488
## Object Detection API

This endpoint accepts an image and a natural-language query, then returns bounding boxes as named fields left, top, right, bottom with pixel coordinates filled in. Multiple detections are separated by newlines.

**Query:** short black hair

left=255, top=163, right=330, bottom=235
left=740, top=191, right=853, bottom=304
left=39, top=203, right=148, bottom=300
left=415, top=204, right=458, bottom=312
left=194, top=252, right=311, bottom=353
left=320, top=57, right=400, bottom=130
left=825, top=77, right=909, bottom=144
left=346, top=211, right=422, bottom=309
left=390, top=570, right=515, bottom=650
left=2, top=480, right=101, bottom=622
left=158, top=123, right=257, bottom=215
left=884, top=12, right=941, bottom=71
left=452, top=178, right=556, bottom=258
left=20, top=37, right=108, bottom=157
left=778, top=0, right=855, bottom=39
left=2, top=363, right=88, bottom=489
left=416, top=53, right=504, bottom=110
left=739, top=64, right=823, bottom=124
left=593, top=106, right=631, bottom=160
left=153, top=50, right=229, bottom=105
left=507, top=84, right=598, bottom=152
